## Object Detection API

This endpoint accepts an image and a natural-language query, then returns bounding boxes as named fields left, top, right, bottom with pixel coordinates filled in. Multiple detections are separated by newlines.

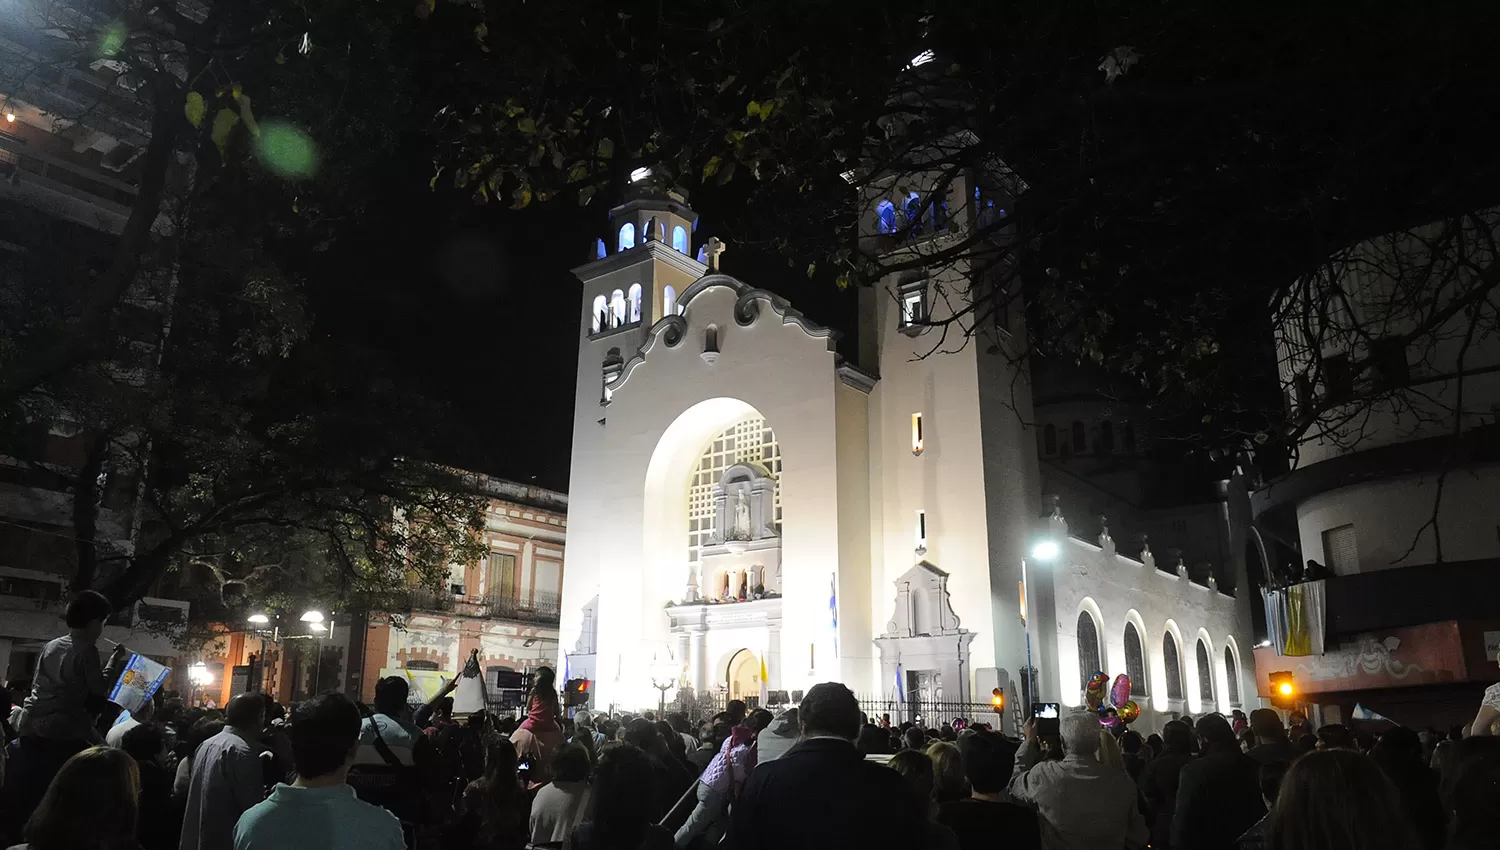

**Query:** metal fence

left=650, top=690, right=1000, bottom=729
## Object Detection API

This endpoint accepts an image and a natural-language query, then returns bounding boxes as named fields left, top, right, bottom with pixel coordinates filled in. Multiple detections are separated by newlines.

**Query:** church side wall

left=1050, top=536, right=1255, bottom=734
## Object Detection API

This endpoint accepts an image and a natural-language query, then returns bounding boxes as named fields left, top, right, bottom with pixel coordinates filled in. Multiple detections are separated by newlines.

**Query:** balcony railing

left=408, top=589, right=560, bottom=625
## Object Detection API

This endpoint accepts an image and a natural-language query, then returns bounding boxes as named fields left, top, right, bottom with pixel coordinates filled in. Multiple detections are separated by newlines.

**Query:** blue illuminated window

left=672, top=225, right=688, bottom=254
left=595, top=238, right=607, bottom=259
left=618, top=223, right=636, bottom=252
left=877, top=200, right=896, bottom=234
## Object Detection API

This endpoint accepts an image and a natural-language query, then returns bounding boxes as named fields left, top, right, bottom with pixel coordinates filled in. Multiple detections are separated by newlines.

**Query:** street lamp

left=649, top=652, right=679, bottom=719
left=188, top=661, right=214, bottom=707
left=299, top=609, right=324, bottom=624
left=1020, top=537, right=1060, bottom=716
left=247, top=613, right=271, bottom=625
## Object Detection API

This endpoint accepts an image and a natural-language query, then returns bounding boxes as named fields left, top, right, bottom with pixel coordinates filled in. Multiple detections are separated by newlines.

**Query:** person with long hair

left=530, top=742, right=593, bottom=850
left=454, top=733, right=529, bottom=850
left=924, top=742, right=969, bottom=804
left=513, top=667, right=563, bottom=784
left=575, top=744, right=672, bottom=850
left=1266, top=749, right=1420, bottom=850
left=20, top=745, right=140, bottom=850
left=888, top=750, right=962, bottom=850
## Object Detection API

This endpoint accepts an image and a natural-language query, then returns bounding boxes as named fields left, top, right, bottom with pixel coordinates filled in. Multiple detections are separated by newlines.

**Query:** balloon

left=1111, top=674, right=1132, bottom=710
left=1119, top=700, right=1141, bottom=724
left=1085, top=672, right=1108, bottom=709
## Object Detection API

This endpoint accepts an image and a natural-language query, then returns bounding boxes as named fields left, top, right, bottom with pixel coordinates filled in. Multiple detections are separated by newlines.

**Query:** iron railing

left=407, top=588, right=560, bottom=625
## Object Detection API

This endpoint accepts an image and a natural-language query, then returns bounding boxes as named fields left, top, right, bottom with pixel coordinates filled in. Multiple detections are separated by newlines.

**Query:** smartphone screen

left=1031, top=702, right=1061, bottom=736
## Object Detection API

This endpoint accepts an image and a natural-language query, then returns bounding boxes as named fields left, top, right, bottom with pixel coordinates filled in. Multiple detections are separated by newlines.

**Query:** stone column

left=689, top=628, right=708, bottom=692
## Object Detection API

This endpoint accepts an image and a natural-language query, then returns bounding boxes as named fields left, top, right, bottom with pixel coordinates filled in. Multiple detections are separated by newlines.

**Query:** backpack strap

left=358, top=703, right=405, bottom=769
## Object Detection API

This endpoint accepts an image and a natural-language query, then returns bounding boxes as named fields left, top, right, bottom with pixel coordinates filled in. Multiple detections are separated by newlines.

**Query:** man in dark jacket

left=1172, top=715, right=1265, bottom=850
left=1245, top=709, right=1297, bottom=766
left=732, top=682, right=924, bottom=850
left=938, top=729, right=1041, bottom=850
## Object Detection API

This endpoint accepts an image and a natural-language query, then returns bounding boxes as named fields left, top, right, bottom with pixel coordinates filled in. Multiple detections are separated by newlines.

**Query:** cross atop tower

left=705, top=236, right=727, bottom=271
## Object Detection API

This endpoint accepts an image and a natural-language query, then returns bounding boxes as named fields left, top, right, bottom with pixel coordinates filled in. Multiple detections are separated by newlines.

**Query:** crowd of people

left=2, top=592, right=1500, bottom=850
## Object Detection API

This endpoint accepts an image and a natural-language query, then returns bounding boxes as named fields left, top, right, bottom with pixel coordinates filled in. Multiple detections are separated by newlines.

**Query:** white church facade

left=559, top=181, right=1256, bottom=731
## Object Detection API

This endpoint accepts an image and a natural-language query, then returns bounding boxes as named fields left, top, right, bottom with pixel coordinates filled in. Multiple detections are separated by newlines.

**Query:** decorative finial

left=705, top=236, right=727, bottom=271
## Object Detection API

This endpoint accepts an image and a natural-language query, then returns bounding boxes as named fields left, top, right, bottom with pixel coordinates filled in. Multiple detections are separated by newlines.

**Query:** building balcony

left=1313, top=558, right=1500, bottom=638
left=406, top=589, right=561, bottom=626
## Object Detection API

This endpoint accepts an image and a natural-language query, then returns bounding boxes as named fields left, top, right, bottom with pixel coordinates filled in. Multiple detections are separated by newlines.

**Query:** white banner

left=108, top=653, right=171, bottom=715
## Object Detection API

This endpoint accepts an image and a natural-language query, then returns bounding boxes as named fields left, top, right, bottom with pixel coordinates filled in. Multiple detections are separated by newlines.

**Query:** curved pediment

left=607, top=273, right=839, bottom=393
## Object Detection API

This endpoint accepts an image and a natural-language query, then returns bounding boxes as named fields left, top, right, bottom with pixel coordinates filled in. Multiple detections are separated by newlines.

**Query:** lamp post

left=188, top=661, right=214, bottom=707
left=1020, top=538, right=1060, bottom=714
left=649, top=651, right=678, bottom=719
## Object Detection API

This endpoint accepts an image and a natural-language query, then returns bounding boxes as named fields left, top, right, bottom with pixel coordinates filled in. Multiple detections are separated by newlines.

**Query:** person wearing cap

left=1007, top=708, right=1147, bottom=850
left=1245, top=709, right=1296, bottom=765
left=731, top=682, right=923, bottom=850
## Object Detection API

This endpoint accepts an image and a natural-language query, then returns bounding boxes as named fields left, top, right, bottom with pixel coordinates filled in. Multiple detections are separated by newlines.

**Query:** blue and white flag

left=894, top=663, right=905, bottom=703
left=108, top=652, right=170, bottom=715
left=829, top=574, right=839, bottom=659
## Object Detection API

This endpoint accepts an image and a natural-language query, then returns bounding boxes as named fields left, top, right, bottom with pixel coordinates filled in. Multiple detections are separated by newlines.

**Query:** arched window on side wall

left=1163, top=633, right=1184, bottom=701
left=1043, top=424, right=1057, bottom=456
left=1072, top=420, right=1087, bottom=453
left=590, top=295, right=608, bottom=334
left=1076, top=610, right=1102, bottom=692
left=1196, top=639, right=1215, bottom=705
left=627, top=284, right=642, bottom=324
left=672, top=226, right=688, bottom=254
left=618, top=222, right=636, bottom=252
left=663, top=285, right=677, bottom=318
left=610, top=289, right=626, bottom=328
left=1224, top=645, right=1240, bottom=705
left=1124, top=622, right=1148, bottom=697
left=877, top=200, right=896, bottom=234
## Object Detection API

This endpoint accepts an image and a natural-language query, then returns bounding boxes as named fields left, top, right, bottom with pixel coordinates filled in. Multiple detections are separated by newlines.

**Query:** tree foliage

left=427, top=0, right=1500, bottom=464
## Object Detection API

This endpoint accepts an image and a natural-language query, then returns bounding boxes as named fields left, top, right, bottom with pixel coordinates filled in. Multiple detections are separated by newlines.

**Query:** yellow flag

left=759, top=654, right=768, bottom=682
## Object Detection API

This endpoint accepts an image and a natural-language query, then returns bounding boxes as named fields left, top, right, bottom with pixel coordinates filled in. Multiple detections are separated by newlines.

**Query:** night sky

left=314, top=160, right=860, bottom=493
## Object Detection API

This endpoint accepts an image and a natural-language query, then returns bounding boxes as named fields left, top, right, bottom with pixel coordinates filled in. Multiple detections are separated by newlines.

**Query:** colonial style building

left=559, top=178, right=1256, bottom=731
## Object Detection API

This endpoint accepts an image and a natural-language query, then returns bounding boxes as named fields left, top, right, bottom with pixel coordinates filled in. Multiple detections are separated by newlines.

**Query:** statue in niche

left=734, top=491, right=751, bottom=537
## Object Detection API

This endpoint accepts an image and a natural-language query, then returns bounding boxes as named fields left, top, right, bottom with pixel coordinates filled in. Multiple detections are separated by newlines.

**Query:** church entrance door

left=726, top=648, right=761, bottom=703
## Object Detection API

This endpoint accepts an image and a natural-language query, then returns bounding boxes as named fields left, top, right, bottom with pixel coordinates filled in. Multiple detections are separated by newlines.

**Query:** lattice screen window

left=1197, top=640, right=1215, bottom=704
left=686, top=417, right=782, bottom=567
left=1225, top=646, right=1241, bottom=705
left=1322, top=524, right=1358, bottom=574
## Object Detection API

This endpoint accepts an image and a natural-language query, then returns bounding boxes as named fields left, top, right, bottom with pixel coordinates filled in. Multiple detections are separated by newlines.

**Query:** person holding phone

left=1006, top=708, right=1148, bottom=850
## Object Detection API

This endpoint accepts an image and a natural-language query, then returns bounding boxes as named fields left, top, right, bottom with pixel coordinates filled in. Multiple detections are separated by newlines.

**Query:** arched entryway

left=725, top=648, right=761, bottom=702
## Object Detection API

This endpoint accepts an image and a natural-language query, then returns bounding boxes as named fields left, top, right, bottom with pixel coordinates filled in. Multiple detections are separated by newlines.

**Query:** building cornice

left=572, top=241, right=707, bottom=281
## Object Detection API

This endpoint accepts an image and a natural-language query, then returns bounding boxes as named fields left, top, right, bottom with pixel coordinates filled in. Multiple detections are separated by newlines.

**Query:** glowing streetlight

left=299, top=610, right=324, bottom=624
left=5, top=112, right=14, bottom=123
left=188, top=662, right=213, bottom=686
left=309, top=621, right=327, bottom=633
left=247, top=613, right=270, bottom=625
left=629, top=167, right=652, bottom=183
left=1019, top=534, right=1062, bottom=715
left=1030, top=539, right=1060, bottom=562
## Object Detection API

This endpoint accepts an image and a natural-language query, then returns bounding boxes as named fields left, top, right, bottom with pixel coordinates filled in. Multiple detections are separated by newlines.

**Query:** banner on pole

left=108, top=653, right=171, bottom=715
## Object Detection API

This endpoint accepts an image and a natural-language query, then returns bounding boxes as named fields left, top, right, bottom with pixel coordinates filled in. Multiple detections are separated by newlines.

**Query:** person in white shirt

left=180, top=694, right=265, bottom=850
left=1007, top=709, right=1149, bottom=850
left=105, top=697, right=155, bottom=749
left=529, top=742, right=593, bottom=849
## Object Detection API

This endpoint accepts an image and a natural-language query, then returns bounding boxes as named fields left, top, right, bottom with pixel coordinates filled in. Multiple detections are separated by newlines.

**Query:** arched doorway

left=726, top=648, right=761, bottom=703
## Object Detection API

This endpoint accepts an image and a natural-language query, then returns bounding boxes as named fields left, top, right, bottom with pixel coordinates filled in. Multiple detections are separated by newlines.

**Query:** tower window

left=877, top=200, right=896, bottom=234
left=663, top=285, right=677, bottom=318
left=610, top=289, right=626, bottom=328
left=590, top=295, right=608, bottom=335
left=911, top=413, right=924, bottom=455
left=627, top=284, right=642, bottom=324
left=595, top=238, right=606, bottom=259
left=618, top=222, right=636, bottom=252
left=915, top=510, right=927, bottom=553
left=672, top=225, right=688, bottom=254
left=704, top=325, right=719, bottom=353
left=897, top=278, right=928, bottom=333
left=904, top=192, right=925, bottom=238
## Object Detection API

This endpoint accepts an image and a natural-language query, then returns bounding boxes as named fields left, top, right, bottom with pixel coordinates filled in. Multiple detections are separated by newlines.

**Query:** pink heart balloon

left=1111, top=674, right=1131, bottom=709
